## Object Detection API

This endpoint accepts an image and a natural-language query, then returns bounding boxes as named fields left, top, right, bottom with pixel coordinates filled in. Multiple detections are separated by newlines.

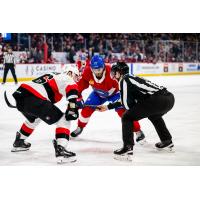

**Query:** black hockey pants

left=121, top=91, right=175, bottom=146
left=13, top=87, right=63, bottom=125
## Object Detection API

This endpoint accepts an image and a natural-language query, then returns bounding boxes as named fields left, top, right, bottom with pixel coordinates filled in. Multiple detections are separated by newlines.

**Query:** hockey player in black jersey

left=4, top=66, right=80, bottom=164
left=98, top=62, right=175, bottom=161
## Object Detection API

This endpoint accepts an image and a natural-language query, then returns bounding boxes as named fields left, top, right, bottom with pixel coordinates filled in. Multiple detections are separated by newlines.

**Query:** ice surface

left=0, top=75, right=200, bottom=166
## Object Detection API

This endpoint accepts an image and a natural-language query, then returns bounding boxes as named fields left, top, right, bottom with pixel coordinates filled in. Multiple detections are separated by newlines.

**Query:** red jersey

left=78, top=64, right=119, bottom=98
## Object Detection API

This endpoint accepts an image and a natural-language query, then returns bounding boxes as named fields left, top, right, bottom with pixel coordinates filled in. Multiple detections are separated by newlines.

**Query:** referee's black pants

left=2, top=63, right=18, bottom=83
left=121, top=91, right=175, bottom=146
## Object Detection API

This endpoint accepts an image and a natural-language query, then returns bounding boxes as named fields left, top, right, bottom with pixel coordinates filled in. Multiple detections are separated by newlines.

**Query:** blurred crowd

left=1, top=33, right=200, bottom=64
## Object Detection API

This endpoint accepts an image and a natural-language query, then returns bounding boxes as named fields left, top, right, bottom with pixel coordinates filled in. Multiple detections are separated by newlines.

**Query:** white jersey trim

left=108, top=87, right=116, bottom=96
left=129, top=78, right=159, bottom=93
left=27, top=82, right=50, bottom=100
left=122, top=80, right=129, bottom=110
left=68, top=95, right=78, bottom=100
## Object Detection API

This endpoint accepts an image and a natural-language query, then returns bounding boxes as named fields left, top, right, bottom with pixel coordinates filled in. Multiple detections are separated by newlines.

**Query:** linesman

left=2, top=47, right=18, bottom=84
left=98, top=62, right=175, bottom=160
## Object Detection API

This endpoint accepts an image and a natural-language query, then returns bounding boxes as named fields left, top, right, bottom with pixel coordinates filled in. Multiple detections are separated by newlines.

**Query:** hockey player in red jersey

left=71, top=55, right=146, bottom=143
left=5, top=66, right=80, bottom=164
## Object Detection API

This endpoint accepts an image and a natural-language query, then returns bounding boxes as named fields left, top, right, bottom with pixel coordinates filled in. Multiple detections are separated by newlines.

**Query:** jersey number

left=32, top=74, right=53, bottom=84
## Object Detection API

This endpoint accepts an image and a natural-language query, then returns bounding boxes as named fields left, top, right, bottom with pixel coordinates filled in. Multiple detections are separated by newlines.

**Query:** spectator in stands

left=0, top=45, right=3, bottom=64
left=4, top=33, right=200, bottom=63
left=68, top=46, right=76, bottom=63
left=47, top=53, right=57, bottom=63
left=37, top=49, right=43, bottom=63
left=19, top=51, right=28, bottom=63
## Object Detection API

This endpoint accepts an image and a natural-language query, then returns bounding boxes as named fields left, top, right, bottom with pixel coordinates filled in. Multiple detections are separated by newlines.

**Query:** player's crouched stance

left=98, top=62, right=175, bottom=161
left=71, top=55, right=146, bottom=145
left=5, top=66, right=80, bottom=164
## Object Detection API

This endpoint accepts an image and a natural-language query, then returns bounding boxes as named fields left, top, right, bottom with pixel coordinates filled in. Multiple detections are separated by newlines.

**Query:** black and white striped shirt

left=119, top=74, right=166, bottom=110
left=3, top=53, right=16, bottom=65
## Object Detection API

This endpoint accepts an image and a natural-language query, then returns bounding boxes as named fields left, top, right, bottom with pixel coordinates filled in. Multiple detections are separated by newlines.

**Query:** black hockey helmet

left=111, top=61, right=129, bottom=76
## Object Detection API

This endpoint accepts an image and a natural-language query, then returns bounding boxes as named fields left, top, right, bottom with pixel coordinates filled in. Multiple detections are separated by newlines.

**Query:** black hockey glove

left=65, top=101, right=79, bottom=121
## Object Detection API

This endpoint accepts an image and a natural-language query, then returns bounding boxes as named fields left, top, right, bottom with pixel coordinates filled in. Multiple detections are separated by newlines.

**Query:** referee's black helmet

left=111, top=61, right=129, bottom=76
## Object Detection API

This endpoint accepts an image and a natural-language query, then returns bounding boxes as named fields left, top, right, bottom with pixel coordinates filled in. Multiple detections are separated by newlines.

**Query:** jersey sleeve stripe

left=129, top=77, right=158, bottom=92
left=122, top=80, right=129, bottom=110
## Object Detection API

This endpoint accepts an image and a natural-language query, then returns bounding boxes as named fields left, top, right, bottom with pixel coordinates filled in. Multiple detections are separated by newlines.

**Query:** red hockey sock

left=133, top=121, right=141, bottom=132
left=78, top=107, right=95, bottom=128
left=56, top=127, right=70, bottom=140
left=20, top=123, right=34, bottom=138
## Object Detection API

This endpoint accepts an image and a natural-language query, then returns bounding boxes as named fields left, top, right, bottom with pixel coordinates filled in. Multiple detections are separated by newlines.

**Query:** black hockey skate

left=70, top=127, right=83, bottom=138
left=11, top=132, right=31, bottom=152
left=136, top=130, right=146, bottom=145
left=53, top=140, right=76, bottom=164
left=155, top=140, right=174, bottom=152
left=114, top=145, right=133, bottom=161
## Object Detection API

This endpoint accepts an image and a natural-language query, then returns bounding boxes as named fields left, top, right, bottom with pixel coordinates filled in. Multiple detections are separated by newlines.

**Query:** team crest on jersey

left=89, top=80, right=94, bottom=85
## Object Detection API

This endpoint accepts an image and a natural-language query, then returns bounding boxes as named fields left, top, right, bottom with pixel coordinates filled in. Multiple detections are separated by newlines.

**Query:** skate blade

left=156, top=145, right=175, bottom=153
left=57, top=156, right=77, bottom=164
left=137, top=139, right=147, bottom=145
left=114, top=154, right=133, bottom=162
left=70, top=134, right=77, bottom=138
left=11, top=147, right=30, bottom=152
left=70, top=133, right=81, bottom=138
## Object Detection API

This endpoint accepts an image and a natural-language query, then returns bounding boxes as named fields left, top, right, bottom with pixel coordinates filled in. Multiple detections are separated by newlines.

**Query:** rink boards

left=0, top=62, right=200, bottom=82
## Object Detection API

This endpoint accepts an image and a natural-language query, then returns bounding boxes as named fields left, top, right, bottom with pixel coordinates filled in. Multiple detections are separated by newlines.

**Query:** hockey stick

left=83, top=104, right=101, bottom=110
left=4, top=91, right=16, bottom=108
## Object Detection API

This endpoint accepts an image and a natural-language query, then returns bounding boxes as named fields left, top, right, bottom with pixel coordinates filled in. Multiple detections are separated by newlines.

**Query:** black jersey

left=119, top=74, right=166, bottom=110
